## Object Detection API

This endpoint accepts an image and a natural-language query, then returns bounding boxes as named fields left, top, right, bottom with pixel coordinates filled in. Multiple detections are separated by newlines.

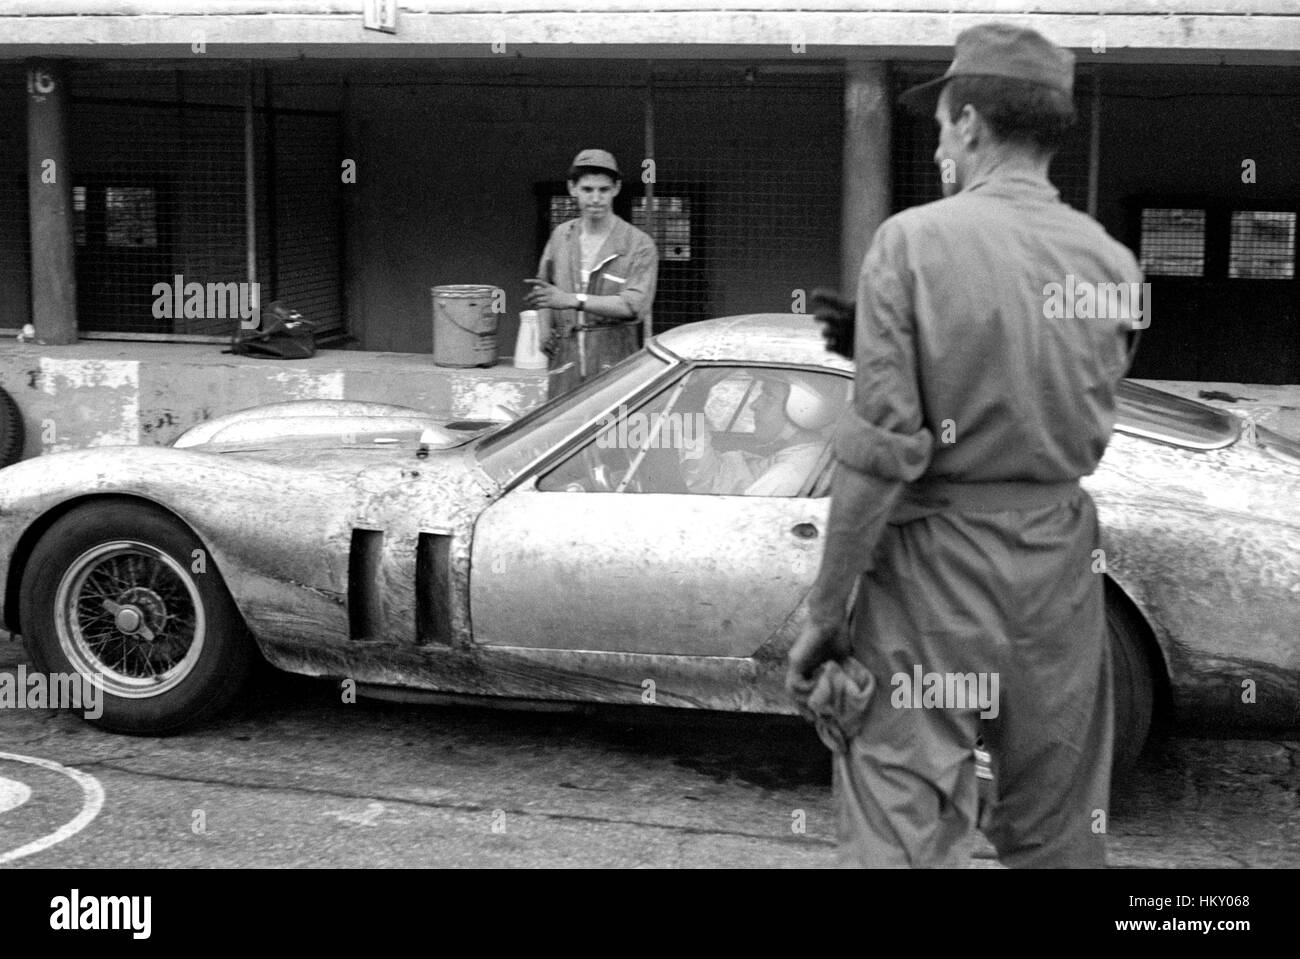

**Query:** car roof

left=655, top=314, right=1239, bottom=452
left=654, top=314, right=854, bottom=372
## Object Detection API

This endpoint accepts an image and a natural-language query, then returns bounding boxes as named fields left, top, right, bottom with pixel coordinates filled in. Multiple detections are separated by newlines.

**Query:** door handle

left=791, top=523, right=819, bottom=540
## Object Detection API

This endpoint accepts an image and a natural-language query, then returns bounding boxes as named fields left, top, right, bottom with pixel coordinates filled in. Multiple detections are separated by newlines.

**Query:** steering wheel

left=576, top=444, right=641, bottom=492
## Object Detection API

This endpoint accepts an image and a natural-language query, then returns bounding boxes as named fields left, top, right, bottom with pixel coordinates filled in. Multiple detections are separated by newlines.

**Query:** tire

left=0, top=384, right=24, bottom=467
left=1107, top=588, right=1156, bottom=774
left=20, top=501, right=254, bottom=734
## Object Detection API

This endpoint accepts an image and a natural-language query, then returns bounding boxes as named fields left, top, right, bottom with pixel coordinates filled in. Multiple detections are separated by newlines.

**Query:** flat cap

left=899, top=23, right=1074, bottom=111
left=568, top=149, right=621, bottom=177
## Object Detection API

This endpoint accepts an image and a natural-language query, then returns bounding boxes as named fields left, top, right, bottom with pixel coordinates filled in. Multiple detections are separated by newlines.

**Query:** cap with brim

left=899, top=23, right=1074, bottom=113
left=569, top=148, right=621, bottom=178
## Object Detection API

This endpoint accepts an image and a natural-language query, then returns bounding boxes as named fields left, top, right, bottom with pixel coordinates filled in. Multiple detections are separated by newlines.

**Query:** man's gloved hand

left=785, top=618, right=851, bottom=714
left=809, top=288, right=856, bottom=360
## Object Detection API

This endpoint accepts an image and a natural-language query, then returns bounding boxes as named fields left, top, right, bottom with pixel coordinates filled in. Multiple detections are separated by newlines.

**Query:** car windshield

left=476, top=351, right=672, bottom=483
left=1115, top=381, right=1240, bottom=450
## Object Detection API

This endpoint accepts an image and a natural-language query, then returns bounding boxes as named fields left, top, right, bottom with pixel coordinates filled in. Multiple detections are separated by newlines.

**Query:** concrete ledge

left=2, top=343, right=1293, bottom=464
left=1, top=4, right=1297, bottom=60
left=0, top=340, right=549, bottom=458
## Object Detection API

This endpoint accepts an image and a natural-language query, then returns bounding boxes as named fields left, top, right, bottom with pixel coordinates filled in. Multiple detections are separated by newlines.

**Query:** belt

left=559, top=320, right=635, bottom=337
left=889, top=478, right=1083, bottom=524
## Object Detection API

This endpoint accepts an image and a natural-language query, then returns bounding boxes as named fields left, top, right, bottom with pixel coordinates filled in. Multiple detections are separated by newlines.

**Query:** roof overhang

left=1, top=2, right=1297, bottom=65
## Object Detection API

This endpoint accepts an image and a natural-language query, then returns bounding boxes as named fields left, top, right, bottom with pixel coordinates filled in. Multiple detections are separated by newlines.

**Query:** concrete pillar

left=26, top=61, right=77, bottom=345
left=841, top=60, right=892, bottom=299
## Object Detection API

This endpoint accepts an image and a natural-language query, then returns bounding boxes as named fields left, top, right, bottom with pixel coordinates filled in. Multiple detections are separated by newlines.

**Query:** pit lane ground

left=0, top=637, right=1296, bottom=869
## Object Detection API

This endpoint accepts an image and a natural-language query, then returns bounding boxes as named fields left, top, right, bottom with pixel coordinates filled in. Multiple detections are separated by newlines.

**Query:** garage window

left=632, top=196, right=692, bottom=261
left=1139, top=208, right=1205, bottom=277
left=1228, top=210, right=1296, bottom=279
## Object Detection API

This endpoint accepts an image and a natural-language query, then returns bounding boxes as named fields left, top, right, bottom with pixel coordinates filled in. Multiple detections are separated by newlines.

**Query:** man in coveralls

left=525, top=149, right=659, bottom=398
left=785, top=24, right=1144, bottom=867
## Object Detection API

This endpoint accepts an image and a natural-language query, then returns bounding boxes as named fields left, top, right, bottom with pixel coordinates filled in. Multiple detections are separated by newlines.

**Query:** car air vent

left=416, top=532, right=454, bottom=646
left=348, top=529, right=384, bottom=641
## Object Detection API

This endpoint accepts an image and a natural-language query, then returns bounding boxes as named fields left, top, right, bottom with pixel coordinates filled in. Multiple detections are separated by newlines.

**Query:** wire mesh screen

left=66, top=66, right=342, bottom=339
left=260, top=111, right=344, bottom=332
left=890, top=65, right=1092, bottom=214
left=1228, top=210, right=1296, bottom=280
left=647, top=71, right=842, bottom=331
left=0, top=67, right=30, bottom=330
left=68, top=70, right=248, bottom=337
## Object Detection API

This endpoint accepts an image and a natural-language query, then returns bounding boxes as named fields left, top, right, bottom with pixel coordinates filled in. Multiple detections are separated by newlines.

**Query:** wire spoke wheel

left=55, top=542, right=206, bottom=698
left=21, top=502, right=254, bottom=734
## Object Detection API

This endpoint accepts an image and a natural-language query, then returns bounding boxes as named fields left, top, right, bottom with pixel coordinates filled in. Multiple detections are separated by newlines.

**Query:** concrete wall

left=1, top=2, right=1296, bottom=64
left=0, top=341, right=547, bottom=457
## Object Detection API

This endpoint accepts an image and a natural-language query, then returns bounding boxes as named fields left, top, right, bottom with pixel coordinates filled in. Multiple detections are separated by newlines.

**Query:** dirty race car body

left=0, top=315, right=1296, bottom=772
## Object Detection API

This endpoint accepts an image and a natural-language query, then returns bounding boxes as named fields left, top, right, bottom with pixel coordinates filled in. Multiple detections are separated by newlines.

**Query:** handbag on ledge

left=227, top=301, right=317, bottom=360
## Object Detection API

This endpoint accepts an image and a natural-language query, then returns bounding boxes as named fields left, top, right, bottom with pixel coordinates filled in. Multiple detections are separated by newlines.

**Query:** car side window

left=537, top=367, right=850, bottom=497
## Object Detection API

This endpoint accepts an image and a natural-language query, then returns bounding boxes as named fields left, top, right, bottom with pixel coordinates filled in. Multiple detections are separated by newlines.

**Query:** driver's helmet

left=763, top=371, right=849, bottom=432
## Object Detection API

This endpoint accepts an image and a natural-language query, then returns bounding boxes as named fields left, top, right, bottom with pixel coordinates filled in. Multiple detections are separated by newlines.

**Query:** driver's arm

left=742, top=444, right=822, bottom=497
left=680, top=431, right=757, bottom=494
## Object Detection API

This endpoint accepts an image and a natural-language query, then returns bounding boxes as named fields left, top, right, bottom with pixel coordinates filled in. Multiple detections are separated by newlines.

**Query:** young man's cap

left=899, top=23, right=1075, bottom=112
left=569, top=149, right=621, bottom=178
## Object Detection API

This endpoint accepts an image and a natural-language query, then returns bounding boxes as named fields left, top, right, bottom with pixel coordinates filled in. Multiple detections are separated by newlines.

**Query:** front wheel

left=20, top=502, right=254, bottom=734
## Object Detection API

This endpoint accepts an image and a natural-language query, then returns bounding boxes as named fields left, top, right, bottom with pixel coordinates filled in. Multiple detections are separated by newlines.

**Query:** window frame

left=534, top=361, right=851, bottom=499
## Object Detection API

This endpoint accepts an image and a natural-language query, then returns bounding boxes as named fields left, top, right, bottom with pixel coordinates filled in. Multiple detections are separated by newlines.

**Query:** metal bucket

left=431, top=285, right=499, bottom=368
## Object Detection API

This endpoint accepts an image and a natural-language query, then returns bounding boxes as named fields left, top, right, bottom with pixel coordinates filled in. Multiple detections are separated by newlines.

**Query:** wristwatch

left=575, top=293, right=588, bottom=310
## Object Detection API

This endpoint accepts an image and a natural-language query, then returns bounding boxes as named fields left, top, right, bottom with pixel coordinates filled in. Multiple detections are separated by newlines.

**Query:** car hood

left=1116, top=380, right=1300, bottom=469
left=172, top=400, right=504, bottom=453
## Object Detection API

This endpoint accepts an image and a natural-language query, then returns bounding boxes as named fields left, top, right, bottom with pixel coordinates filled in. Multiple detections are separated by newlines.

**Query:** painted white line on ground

left=0, top=776, right=32, bottom=815
left=0, top=752, right=105, bottom=865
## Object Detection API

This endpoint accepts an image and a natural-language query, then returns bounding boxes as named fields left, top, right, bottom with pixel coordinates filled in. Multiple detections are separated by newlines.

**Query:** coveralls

left=538, top=213, right=658, bottom=398
left=830, top=166, right=1142, bottom=867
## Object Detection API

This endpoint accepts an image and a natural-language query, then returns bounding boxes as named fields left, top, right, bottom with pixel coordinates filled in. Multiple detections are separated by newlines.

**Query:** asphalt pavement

left=1, top=637, right=1297, bottom=868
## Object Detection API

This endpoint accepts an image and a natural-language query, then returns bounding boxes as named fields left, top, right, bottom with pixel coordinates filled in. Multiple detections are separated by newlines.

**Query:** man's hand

left=524, top=279, right=578, bottom=311
left=809, top=288, right=856, bottom=360
left=785, top=618, right=851, bottom=710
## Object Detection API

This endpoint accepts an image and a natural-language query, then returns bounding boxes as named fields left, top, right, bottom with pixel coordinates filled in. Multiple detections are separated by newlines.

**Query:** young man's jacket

left=538, top=213, right=658, bottom=397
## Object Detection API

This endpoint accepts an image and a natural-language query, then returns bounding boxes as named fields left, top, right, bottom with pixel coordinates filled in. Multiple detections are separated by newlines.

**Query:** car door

left=469, top=366, right=849, bottom=657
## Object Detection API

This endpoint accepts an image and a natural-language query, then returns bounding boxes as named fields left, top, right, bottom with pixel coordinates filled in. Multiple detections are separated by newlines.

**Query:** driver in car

left=681, top=373, right=847, bottom=496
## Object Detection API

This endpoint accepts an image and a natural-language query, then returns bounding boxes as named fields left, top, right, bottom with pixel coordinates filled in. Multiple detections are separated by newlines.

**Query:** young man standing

left=525, top=149, right=659, bottom=397
left=786, top=24, right=1143, bottom=868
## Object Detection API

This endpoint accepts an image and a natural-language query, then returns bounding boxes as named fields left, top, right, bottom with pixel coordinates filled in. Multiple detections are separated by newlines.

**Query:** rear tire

left=1108, top=588, right=1155, bottom=774
left=20, top=502, right=254, bottom=734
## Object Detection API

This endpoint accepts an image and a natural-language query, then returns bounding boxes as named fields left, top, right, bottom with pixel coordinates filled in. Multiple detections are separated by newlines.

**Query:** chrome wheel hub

left=113, top=604, right=143, bottom=634
left=54, top=541, right=206, bottom=699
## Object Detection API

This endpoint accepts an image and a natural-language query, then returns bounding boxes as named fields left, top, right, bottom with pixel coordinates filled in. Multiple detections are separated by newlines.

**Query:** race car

left=1, top=314, right=1296, bottom=773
